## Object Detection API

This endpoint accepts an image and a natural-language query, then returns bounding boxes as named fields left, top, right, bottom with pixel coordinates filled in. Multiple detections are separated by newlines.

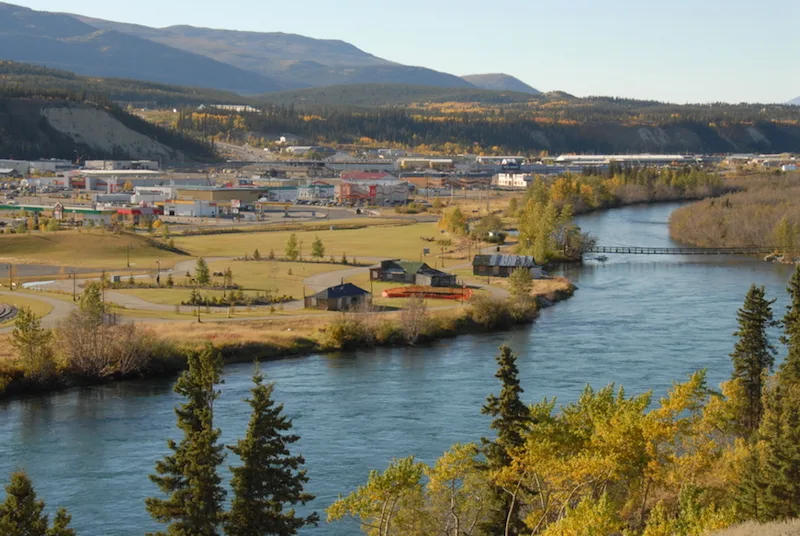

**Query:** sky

left=9, top=0, right=800, bottom=103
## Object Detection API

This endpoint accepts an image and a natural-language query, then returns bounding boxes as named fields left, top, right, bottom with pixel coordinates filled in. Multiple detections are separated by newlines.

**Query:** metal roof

left=310, top=283, right=371, bottom=299
left=472, top=254, right=539, bottom=268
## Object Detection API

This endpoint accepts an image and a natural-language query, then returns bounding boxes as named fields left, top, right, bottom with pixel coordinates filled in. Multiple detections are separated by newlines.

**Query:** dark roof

left=310, top=283, right=370, bottom=299
left=472, top=254, right=539, bottom=268
left=397, top=261, right=425, bottom=275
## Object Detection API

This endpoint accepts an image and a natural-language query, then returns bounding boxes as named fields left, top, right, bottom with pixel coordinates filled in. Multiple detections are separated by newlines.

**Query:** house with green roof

left=370, top=259, right=456, bottom=288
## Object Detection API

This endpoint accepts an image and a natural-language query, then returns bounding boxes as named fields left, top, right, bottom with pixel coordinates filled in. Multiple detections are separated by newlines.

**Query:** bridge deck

left=586, top=246, right=776, bottom=255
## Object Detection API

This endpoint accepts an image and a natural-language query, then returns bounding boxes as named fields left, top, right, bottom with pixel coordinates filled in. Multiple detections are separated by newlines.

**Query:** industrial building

left=163, top=200, right=218, bottom=218
left=493, top=173, right=535, bottom=188
left=84, top=160, right=160, bottom=171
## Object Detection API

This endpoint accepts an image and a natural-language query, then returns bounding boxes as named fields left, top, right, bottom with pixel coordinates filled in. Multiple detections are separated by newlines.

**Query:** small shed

left=304, top=283, right=372, bottom=311
left=472, top=254, right=543, bottom=279
left=370, top=260, right=456, bottom=287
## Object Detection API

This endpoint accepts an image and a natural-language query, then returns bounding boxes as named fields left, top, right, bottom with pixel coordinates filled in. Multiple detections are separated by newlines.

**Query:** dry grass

left=173, top=222, right=439, bottom=259
left=0, top=295, right=53, bottom=325
left=710, top=519, right=800, bottom=536
left=0, top=230, right=185, bottom=268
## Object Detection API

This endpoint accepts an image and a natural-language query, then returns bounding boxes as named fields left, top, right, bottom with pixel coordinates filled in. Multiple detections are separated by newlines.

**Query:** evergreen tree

left=146, top=343, right=226, bottom=536
left=730, top=285, right=777, bottom=435
left=225, top=368, right=319, bottom=536
left=10, top=306, right=55, bottom=381
left=735, top=448, right=765, bottom=523
left=195, top=257, right=211, bottom=286
left=507, top=267, right=533, bottom=302
left=310, top=235, right=325, bottom=260
left=780, top=265, right=800, bottom=386
left=253, top=249, right=261, bottom=261
left=758, top=384, right=800, bottom=521
left=481, top=345, right=531, bottom=535
left=0, top=471, right=75, bottom=536
left=284, top=234, right=299, bottom=261
left=79, top=282, right=106, bottom=328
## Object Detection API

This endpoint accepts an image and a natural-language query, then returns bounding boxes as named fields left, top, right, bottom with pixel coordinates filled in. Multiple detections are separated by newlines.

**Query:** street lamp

left=156, top=258, right=161, bottom=286
left=68, top=272, right=76, bottom=301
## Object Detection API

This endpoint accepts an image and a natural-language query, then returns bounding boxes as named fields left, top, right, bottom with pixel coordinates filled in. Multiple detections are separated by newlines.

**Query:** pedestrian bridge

left=585, top=246, right=776, bottom=256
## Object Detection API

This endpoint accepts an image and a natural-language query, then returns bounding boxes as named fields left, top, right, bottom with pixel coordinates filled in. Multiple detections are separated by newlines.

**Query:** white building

left=84, top=160, right=160, bottom=171
left=494, top=173, right=535, bottom=188
left=782, top=164, right=798, bottom=172
left=133, top=186, right=177, bottom=204
left=298, top=182, right=335, bottom=200
left=163, top=200, right=218, bottom=218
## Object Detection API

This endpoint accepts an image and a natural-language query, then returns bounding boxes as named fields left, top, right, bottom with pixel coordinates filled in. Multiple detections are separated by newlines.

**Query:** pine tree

left=735, top=447, right=765, bottom=523
left=310, top=235, right=325, bottom=260
left=146, top=343, right=226, bottom=536
left=225, top=368, right=319, bottom=536
left=284, top=234, right=299, bottom=261
left=730, top=285, right=777, bottom=435
left=195, top=257, right=211, bottom=286
left=253, top=249, right=261, bottom=261
left=481, top=345, right=531, bottom=536
left=80, top=282, right=106, bottom=328
left=10, top=306, right=55, bottom=381
left=758, top=384, right=800, bottom=521
left=0, top=471, right=75, bottom=536
left=780, top=265, right=800, bottom=386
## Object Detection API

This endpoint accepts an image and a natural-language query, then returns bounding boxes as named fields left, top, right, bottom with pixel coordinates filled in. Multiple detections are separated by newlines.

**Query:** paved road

left=0, top=290, right=77, bottom=333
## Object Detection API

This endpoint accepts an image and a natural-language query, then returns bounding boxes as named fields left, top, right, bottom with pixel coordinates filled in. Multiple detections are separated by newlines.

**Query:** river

left=0, top=202, right=794, bottom=535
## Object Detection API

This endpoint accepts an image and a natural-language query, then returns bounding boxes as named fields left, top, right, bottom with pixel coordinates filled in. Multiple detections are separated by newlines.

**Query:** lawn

left=0, top=230, right=186, bottom=269
left=206, top=260, right=345, bottom=297
left=173, top=222, right=441, bottom=260
left=0, top=295, right=54, bottom=325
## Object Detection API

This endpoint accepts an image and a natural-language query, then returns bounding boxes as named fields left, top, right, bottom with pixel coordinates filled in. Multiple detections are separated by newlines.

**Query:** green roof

left=398, top=261, right=425, bottom=275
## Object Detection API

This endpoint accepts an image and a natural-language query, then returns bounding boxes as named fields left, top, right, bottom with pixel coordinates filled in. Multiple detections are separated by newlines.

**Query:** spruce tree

left=195, top=257, right=211, bottom=286
left=730, top=285, right=777, bottom=435
left=146, top=343, right=226, bottom=536
left=780, top=265, right=800, bottom=386
left=284, top=234, right=299, bottom=261
left=758, top=384, right=800, bottom=521
left=481, top=345, right=531, bottom=536
left=225, top=368, right=319, bottom=536
left=0, top=471, right=75, bottom=536
left=310, top=235, right=325, bottom=260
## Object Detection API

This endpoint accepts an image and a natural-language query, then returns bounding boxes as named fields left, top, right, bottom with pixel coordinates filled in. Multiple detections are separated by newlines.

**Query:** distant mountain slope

left=74, top=15, right=475, bottom=89
left=0, top=61, right=248, bottom=107
left=789, top=97, right=800, bottom=105
left=0, top=2, right=286, bottom=94
left=258, top=84, right=539, bottom=107
left=461, top=73, right=540, bottom=94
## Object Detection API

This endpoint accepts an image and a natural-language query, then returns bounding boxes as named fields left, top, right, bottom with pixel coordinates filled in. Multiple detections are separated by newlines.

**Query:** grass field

left=0, top=295, right=54, bottom=325
left=173, top=222, right=440, bottom=260
left=206, top=260, right=345, bottom=297
left=0, top=231, right=185, bottom=269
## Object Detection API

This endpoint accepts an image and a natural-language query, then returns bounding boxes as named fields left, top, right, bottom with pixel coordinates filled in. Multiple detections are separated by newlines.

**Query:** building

left=84, top=160, right=160, bottom=171
left=336, top=181, right=409, bottom=205
left=472, top=255, right=544, bottom=278
left=163, top=200, right=218, bottom=218
left=340, top=171, right=398, bottom=182
left=304, top=283, right=372, bottom=311
left=175, top=186, right=264, bottom=204
left=494, top=173, right=535, bottom=188
left=259, top=186, right=298, bottom=203
left=398, top=158, right=454, bottom=171
left=370, top=260, right=456, bottom=287
left=283, top=145, right=336, bottom=156
left=298, top=181, right=335, bottom=200
left=133, top=186, right=177, bottom=204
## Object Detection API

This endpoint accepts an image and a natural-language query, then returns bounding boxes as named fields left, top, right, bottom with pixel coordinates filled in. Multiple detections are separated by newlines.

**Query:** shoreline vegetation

left=0, top=277, right=576, bottom=401
left=669, top=172, right=800, bottom=260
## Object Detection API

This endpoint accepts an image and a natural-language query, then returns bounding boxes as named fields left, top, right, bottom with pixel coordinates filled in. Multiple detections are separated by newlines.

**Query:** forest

left=670, top=173, right=800, bottom=254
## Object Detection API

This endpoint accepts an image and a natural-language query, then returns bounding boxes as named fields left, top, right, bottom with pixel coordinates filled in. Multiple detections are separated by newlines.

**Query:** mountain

left=461, top=73, right=540, bottom=94
left=0, top=61, right=248, bottom=107
left=258, top=84, right=540, bottom=107
left=0, top=2, right=286, bottom=94
left=788, top=97, right=800, bottom=105
left=74, top=16, right=475, bottom=89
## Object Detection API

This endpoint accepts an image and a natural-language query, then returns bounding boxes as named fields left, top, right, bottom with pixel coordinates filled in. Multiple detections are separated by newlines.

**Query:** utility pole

left=6, top=264, right=12, bottom=291
left=156, top=258, right=161, bottom=286
left=126, top=244, right=131, bottom=268
left=69, top=272, right=76, bottom=301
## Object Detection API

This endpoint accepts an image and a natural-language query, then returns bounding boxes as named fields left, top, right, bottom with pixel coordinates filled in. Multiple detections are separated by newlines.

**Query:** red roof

left=340, top=171, right=392, bottom=181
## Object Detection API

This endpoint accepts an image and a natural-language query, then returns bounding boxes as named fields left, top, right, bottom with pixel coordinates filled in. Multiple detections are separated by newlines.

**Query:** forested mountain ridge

left=0, top=87, right=215, bottom=161
left=0, top=2, right=288, bottom=94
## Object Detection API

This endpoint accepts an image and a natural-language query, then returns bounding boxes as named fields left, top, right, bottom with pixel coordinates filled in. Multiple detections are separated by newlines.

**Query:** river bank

left=0, top=278, right=576, bottom=401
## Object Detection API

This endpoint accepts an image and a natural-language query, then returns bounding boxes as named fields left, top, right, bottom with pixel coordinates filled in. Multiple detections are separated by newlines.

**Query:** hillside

left=258, top=84, right=539, bottom=107
left=0, top=2, right=286, bottom=94
left=73, top=16, right=474, bottom=90
left=0, top=61, right=248, bottom=108
left=0, top=94, right=214, bottom=161
left=461, top=73, right=540, bottom=94
left=789, top=97, right=800, bottom=105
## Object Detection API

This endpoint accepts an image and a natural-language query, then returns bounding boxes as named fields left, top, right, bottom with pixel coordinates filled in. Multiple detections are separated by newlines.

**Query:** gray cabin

left=370, top=260, right=456, bottom=287
left=304, top=283, right=372, bottom=311
left=472, top=254, right=544, bottom=278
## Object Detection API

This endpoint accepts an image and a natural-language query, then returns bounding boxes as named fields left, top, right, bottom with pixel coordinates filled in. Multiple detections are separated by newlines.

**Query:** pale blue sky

left=10, top=0, right=800, bottom=103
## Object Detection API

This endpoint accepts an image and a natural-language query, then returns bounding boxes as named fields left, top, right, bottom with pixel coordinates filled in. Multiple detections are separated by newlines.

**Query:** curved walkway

left=0, top=290, right=77, bottom=333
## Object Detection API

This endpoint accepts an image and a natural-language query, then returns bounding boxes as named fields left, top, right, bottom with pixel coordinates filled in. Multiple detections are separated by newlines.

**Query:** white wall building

left=163, top=201, right=218, bottom=218
left=298, top=182, right=335, bottom=200
left=494, top=173, right=535, bottom=188
left=133, top=186, right=177, bottom=204
left=84, top=160, right=160, bottom=171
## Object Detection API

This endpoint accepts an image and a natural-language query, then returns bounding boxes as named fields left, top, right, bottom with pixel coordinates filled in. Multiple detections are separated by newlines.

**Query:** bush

left=468, top=295, right=517, bottom=330
left=324, top=316, right=370, bottom=350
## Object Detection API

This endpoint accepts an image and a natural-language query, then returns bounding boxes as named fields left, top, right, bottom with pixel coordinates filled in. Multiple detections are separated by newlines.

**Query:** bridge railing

left=584, top=246, right=778, bottom=255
